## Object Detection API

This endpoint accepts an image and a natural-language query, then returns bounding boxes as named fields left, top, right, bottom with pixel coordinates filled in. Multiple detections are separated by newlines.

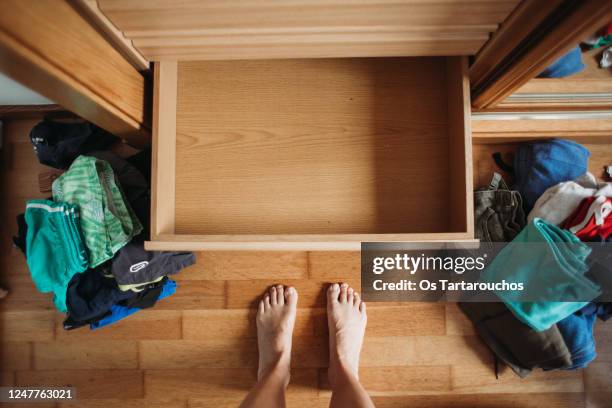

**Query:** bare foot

left=327, top=282, right=367, bottom=386
left=256, top=285, right=298, bottom=383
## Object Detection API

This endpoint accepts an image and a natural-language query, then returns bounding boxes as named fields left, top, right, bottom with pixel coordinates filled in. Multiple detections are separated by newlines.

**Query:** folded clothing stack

left=18, top=120, right=196, bottom=332
left=482, top=218, right=600, bottom=332
left=25, top=200, right=89, bottom=311
left=52, top=155, right=142, bottom=267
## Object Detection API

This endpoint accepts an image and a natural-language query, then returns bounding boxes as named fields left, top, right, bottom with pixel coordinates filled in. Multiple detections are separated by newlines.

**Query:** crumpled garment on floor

left=563, top=196, right=612, bottom=241
left=65, top=266, right=137, bottom=324
left=25, top=200, right=89, bottom=312
left=481, top=218, right=600, bottom=332
left=52, top=155, right=142, bottom=267
left=514, top=139, right=590, bottom=212
left=29, top=119, right=117, bottom=169
left=111, top=238, right=195, bottom=288
left=91, top=279, right=177, bottom=330
left=474, top=172, right=526, bottom=243
left=528, top=172, right=612, bottom=226
left=459, top=302, right=572, bottom=378
left=89, top=150, right=150, bottom=234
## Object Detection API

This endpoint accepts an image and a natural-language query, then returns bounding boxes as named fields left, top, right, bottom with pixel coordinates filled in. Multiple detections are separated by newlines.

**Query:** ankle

left=261, top=353, right=291, bottom=382
left=330, top=354, right=359, bottom=380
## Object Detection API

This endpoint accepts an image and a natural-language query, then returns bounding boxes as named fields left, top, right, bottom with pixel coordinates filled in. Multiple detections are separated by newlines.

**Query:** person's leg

left=240, top=285, right=298, bottom=408
left=327, top=283, right=375, bottom=408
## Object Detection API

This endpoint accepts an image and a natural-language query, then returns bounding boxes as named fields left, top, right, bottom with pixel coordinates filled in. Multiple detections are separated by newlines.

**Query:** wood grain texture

left=0, top=0, right=149, bottom=142
left=151, top=61, right=177, bottom=237
left=447, top=57, right=474, bottom=235
left=145, top=234, right=477, bottom=251
left=16, top=370, right=144, bottom=399
left=469, top=0, right=562, bottom=90
left=70, top=0, right=149, bottom=71
left=173, top=58, right=463, bottom=237
left=95, top=0, right=520, bottom=60
left=185, top=252, right=308, bottom=280
left=54, top=310, right=182, bottom=340
left=472, top=116, right=612, bottom=142
left=33, top=340, right=139, bottom=369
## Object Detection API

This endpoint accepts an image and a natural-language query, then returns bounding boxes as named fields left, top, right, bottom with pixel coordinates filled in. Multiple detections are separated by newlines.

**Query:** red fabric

left=563, top=196, right=612, bottom=241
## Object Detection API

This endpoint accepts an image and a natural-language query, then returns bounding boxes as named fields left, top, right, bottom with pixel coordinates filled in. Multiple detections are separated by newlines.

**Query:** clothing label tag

left=129, top=261, right=149, bottom=273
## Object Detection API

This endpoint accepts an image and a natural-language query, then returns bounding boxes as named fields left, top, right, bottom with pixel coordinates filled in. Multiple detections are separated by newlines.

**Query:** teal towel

left=482, top=218, right=600, bottom=332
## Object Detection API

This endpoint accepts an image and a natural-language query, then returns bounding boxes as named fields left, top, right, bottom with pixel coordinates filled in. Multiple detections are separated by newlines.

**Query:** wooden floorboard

left=0, top=119, right=607, bottom=406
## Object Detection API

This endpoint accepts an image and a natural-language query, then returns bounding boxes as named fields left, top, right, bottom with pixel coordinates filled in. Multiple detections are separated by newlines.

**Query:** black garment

left=12, top=213, right=27, bottom=256
left=459, top=302, right=572, bottom=378
left=64, top=269, right=168, bottom=330
left=29, top=120, right=118, bottom=169
left=119, top=277, right=166, bottom=309
left=111, top=239, right=195, bottom=286
left=65, top=266, right=137, bottom=324
left=126, top=147, right=152, bottom=184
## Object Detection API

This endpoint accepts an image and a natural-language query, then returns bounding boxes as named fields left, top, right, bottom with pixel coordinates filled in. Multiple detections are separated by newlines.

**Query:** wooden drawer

left=146, top=57, right=473, bottom=251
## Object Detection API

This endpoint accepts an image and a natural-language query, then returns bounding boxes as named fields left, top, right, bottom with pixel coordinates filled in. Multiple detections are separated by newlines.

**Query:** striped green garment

left=52, top=155, right=143, bottom=267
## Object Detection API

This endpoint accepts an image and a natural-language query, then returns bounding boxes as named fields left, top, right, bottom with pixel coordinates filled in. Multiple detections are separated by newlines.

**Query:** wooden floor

left=1, top=118, right=611, bottom=407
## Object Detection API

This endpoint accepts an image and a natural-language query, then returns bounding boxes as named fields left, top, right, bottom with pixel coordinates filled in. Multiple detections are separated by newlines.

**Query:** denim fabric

left=538, top=46, right=585, bottom=78
left=515, top=139, right=590, bottom=211
left=474, top=173, right=526, bottom=243
left=556, top=306, right=597, bottom=370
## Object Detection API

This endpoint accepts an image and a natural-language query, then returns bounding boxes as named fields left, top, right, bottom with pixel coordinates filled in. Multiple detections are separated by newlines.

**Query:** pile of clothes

left=14, top=119, right=195, bottom=330
left=463, top=138, right=611, bottom=377
left=584, top=22, right=612, bottom=69
left=537, top=23, right=612, bottom=78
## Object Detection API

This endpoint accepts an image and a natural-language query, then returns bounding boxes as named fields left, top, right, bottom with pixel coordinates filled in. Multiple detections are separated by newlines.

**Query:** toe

left=340, top=282, right=348, bottom=303
left=264, top=294, right=271, bottom=310
left=353, top=292, right=361, bottom=308
left=347, top=287, right=354, bottom=304
left=258, top=299, right=265, bottom=315
left=359, top=300, right=367, bottom=314
left=327, top=283, right=340, bottom=304
left=270, top=286, right=278, bottom=305
left=276, top=285, right=285, bottom=305
left=285, top=286, right=298, bottom=307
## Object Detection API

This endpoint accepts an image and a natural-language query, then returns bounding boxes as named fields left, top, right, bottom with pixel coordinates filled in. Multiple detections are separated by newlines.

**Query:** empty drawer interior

left=150, top=56, right=472, bottom=247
